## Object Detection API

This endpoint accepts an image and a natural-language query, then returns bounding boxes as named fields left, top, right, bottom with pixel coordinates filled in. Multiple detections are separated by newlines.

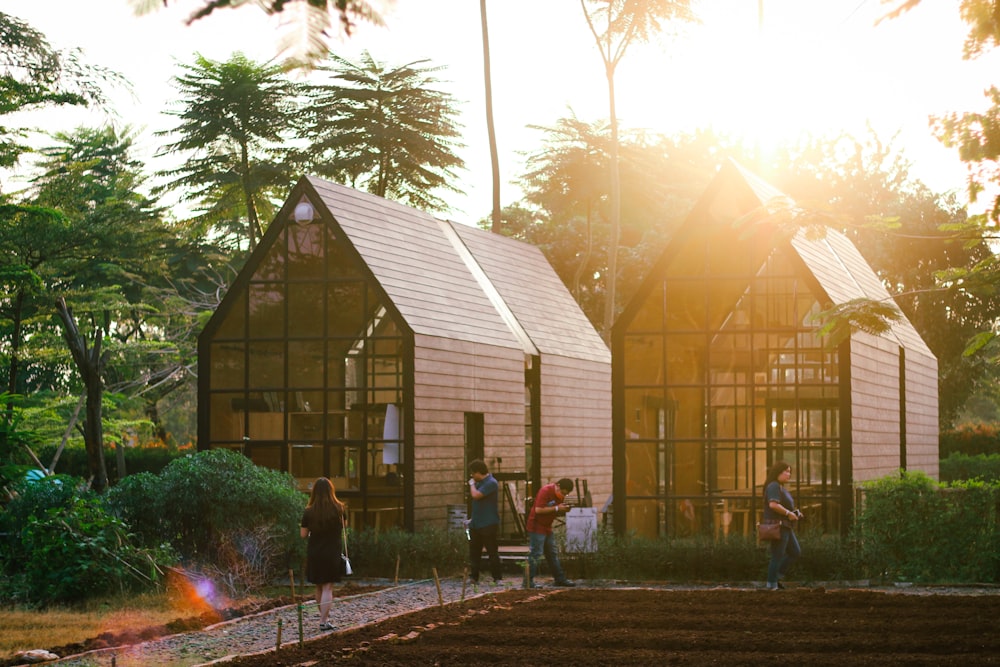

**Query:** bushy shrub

left=940, top=452, right=1000, bottom=483
left=346, top=527, right=468, bottom=580
left=561, top=530, right=863, bottom=584
left=35, top=442, right=187, bottom=482
left=940, top=423, right=1000, bottom=457
left=855, top=471, right=1000, bottom=583
left=0, top=477, right=172, bottom=605
left=105, top=449, right=306, bottom=573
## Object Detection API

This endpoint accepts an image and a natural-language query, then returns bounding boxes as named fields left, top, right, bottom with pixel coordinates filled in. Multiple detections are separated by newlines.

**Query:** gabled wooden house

left=198, top=176, right=611, bottom=532
left=611, top=161, right=938, bottom=538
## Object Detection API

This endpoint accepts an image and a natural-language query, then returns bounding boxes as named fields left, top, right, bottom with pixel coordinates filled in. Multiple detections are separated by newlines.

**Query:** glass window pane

left=214, top=291, right=246, bottom=339
left=248, top=342, right=284, bottom=389
left=287, top=222, right=325, bottom=280
left=210, top=342, right=244, bottom=389
left=248, top=283, right=285, bottom=338
left=288, top=340, right=324, bottom=388
left=288, top=283, right=325, bottom=338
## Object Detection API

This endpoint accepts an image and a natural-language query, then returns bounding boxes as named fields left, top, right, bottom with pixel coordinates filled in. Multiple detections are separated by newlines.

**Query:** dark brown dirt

left=216, top=587, right=1000, bottom=666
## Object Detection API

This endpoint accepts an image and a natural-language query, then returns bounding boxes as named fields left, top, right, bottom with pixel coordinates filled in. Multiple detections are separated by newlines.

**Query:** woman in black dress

left=300, top=477, right=347, bottom=630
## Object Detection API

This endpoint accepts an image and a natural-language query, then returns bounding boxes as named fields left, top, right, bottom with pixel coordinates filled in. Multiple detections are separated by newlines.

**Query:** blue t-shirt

left=763, top=481, right=795, bottom=523
left=470, top=473, right=500, bottom=529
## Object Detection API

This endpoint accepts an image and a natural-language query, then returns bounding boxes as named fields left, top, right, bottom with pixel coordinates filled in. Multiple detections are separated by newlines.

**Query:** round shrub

left=108, top=449, right=307, bottom=567
left=1, top=477, right=171, bottom=605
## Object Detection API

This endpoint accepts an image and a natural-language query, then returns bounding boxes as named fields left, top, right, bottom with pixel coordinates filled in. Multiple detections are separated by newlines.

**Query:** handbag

left=342, top=528, right=353, bottom=576
left=756, top=520, right=782, bottom=541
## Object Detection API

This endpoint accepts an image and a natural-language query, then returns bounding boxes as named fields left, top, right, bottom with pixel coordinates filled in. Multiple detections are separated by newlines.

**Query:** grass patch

left=0, top=590, right=199, bottom=658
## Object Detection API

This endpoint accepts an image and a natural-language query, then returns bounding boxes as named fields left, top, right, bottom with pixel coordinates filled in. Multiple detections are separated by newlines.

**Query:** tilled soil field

left=218, top=586, right=1000, bottom=666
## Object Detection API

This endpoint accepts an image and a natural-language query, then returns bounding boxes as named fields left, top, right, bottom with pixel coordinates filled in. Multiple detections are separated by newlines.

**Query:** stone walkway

left=37, top=577, right=508, bottom=667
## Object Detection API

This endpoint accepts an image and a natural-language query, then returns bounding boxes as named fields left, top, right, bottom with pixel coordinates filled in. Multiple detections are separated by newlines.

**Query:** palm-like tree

left=155, top=53, right=303, bottom=251
left=302, top=51, right=465, bottom=212
left=580, top=0, right=697, bottom=335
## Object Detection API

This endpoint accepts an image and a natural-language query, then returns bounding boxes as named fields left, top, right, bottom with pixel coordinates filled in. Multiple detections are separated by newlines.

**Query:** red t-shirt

left=526, top=483, right=563, bottom=535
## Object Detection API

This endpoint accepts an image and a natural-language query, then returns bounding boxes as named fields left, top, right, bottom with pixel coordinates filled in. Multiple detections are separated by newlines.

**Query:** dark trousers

left=469, top=523, right=502, bottom=581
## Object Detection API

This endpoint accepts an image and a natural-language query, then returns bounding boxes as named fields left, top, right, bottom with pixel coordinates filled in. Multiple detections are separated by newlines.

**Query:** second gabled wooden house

left=611, top=160, right=938, bottom=539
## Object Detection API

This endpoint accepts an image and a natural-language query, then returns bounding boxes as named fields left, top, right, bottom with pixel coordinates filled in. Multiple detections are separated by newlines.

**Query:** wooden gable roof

left=618, top=160, right=933, bottom=358
left=728, top=162, right=933, bottom=357
left=303, top=176, right=607, bottom=360
left=450, top=222, right=610, bottom=363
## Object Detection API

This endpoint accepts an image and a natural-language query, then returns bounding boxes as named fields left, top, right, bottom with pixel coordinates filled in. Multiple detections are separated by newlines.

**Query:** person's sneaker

left=319, top=622, right=335, bottom=631
left=776, top=582, right=785, bottom=590
left=554, top=579, right=576, bottom=587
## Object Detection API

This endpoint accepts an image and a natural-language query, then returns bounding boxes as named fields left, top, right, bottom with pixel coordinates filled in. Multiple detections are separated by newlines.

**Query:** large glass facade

left=620, top=243, right=842, bottom=539
left=203, top=209, right=406, bottom=530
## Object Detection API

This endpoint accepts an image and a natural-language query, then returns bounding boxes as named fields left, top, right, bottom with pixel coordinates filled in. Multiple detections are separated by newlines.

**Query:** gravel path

left=37, top=577, right=507, bottom=667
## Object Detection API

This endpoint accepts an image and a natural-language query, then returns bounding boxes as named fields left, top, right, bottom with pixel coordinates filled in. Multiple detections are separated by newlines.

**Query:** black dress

left=301, top=506, right=344, bottom=584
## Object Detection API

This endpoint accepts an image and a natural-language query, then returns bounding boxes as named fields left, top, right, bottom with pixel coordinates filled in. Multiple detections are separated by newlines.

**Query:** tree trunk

left=601, top=63, right=621, bottom=340
left=55, top=297, right=109, bottom=492
left=480, top=0, right=502, bottom=233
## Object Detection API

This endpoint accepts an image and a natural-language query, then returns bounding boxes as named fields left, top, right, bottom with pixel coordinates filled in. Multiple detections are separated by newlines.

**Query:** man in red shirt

left=526, top=478, right=575, bottom=588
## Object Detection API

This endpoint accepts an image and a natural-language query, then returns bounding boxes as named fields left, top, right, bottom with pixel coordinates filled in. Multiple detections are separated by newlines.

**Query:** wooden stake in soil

left=297, top=603, right=304, bottom=648
left=461, top=566, right=468, bottom=601
left=394, top=554, right=400, bottom=584
left=276, top=617, right=283, bottom=650
left=289, top=568, right=297, bottom=602
left=432, top=567, right=444, bottom=607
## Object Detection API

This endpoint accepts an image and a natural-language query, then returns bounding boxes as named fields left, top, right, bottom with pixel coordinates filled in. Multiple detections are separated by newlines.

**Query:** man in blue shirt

left=467, top=459, right=502, bottom=583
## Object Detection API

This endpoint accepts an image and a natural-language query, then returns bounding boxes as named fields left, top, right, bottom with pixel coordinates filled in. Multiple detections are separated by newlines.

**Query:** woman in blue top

left=762, top=460, right=802, bottom=590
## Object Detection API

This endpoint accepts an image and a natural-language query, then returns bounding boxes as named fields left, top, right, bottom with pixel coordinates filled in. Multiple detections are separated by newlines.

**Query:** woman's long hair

left=763, top=460, right=792, bottom=490
left=307, top=477, right=345, bottom=530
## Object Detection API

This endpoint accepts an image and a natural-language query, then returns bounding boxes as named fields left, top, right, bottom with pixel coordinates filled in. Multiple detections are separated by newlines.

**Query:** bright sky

left=4, top=0, right=999, bottom=220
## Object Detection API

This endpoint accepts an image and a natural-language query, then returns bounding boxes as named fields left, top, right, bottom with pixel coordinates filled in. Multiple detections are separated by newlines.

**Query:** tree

left=878, top=0, right=1000, bottom=383
left=9, top=125, right=170, bottom=491
left=0, top=11, right=126, bottom=177
left=130, top=0, right=384, bottom=68
left=518, top=119, right=715, bottom=327
left=579, top=0, right=697, bottom=335
left=156, top=53, right=304, bottom=252
left=301, top=51, right=465, bottom=212
left=480, top=0, right=502, bottom=233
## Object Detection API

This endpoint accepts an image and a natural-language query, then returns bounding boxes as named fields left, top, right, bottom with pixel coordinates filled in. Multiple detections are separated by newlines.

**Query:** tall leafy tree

left=156, top=53, right=303, bottom=252
left=579, top=0, right=697, bottom=335
left=9, top=125, right=170, bottom=490
left=301, top=51, right=465, bottom=212
left=518, top=118, right=714, bottom=327
left=879, top=0, right=1000, bottom=384
left=0, top=11, right=126, bottom=178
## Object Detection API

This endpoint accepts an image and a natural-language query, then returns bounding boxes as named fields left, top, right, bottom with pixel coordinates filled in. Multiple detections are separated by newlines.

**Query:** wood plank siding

left=539, top=355, right=612, bottom=508
left=411, top=335, right=525, bottom=528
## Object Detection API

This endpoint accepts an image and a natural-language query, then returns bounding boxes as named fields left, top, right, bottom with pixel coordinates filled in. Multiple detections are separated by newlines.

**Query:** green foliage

left=560, top=530, right=862, bottom=584
left=345, top=527, right=468, bottom=580
left=940, top=423, right=1000, bottom=457
left=940, top=452, right=1000, bottom=483
left=302, top=51, right=465, bottom=212
left=155, top=52, right=302, bottom=250
left=0, top=477, right=172, bottom=605
left=855, top=471, right=1000, bottom=583
left=34, top=443, right=184, bottom=482
left=104, top=449, right=306, bottom=568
